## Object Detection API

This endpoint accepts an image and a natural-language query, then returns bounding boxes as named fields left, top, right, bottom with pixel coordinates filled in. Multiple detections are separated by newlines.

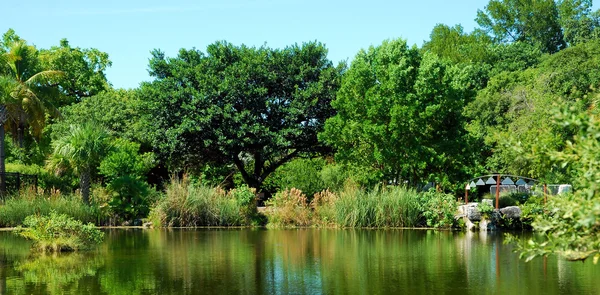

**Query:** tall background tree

left=140, top=41, right=343, bottom=191
left=476, top=0, right=567, bottom=53
left=320, top=39, right=479, bottom=188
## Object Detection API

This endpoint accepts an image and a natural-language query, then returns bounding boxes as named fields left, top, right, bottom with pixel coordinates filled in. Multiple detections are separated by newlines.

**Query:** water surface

left=0, top=229, right=598, bottom=294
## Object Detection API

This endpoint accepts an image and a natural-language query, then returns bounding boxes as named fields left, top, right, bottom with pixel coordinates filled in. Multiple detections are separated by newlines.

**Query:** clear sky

left=2, top=0, right=597, bottom=89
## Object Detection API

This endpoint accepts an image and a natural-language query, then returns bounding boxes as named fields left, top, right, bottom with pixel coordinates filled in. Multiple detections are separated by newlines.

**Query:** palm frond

left=25, top=70, right=65, bottom=86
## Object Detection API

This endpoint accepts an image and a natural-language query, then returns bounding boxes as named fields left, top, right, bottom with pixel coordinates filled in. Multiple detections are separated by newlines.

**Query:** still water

left=0, top=229, right=598, bottom=294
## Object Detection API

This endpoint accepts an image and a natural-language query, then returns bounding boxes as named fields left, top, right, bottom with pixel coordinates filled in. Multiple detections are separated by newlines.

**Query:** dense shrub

left=419, top=191, right=458, bottom=229
left=0, top=190, right=109, bottom=227
left=310, top=189, right=338, bottom=226
left=106, top=176, right=155, bottom=222
left=149, top=177, right=257, bottom=227
left=17, top=212, right=104, bottom=252
left=498, top=195, right=518, bottom=208
left=264, top=188, right=312, bottom=227
left=99, top=139, right=156, bottom=221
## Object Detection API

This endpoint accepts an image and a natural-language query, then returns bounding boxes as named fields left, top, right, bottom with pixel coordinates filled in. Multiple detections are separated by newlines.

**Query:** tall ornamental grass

left=327, top=186, right=422, bottom=228
left=266, top=185, right=423, bottom=228
left=264, top=188, right=312, bottom=227
left=149, top=176, right=257, bottom=227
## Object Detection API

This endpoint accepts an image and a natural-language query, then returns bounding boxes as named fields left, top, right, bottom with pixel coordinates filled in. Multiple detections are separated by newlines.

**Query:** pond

left=0, top=229, right=598, bottom=294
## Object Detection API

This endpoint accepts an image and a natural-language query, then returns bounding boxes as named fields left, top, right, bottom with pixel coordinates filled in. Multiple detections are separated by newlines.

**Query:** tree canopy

left=140, top=41, right=343, bottom=190
left=320, top=39, right=478, bottom=188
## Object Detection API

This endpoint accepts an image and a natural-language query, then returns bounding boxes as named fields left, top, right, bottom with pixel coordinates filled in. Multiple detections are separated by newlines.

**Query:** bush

left=498, top=195, right=518, bottom=208
left=419, top=191, right=458, bottom=229
left=264, top=188, right=311, bottom=227
left=17, top=212, right=104, bottom=252
left=507, top=192, right=530, bottom=204
left=149, top=176, right=257, bottom=227
left=0, top=190, right=109, bottom=227
left=106, top=176, right=155, bottom=222
left=478, top=202, right=494, bottom=219
left=310, top=190, right=338, bottom=226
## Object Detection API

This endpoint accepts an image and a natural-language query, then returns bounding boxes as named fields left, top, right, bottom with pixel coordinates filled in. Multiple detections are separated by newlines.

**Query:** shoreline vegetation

left=1, top=176, right=535, bottom=230
left=2, top=0, right=600, bottom=261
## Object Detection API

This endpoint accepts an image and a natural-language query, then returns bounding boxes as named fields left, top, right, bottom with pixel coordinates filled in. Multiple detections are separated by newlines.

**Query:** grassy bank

left=0, top=190, right=110, bottom=227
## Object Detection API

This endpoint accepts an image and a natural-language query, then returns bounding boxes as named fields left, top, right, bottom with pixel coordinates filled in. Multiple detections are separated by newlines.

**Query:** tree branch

left=232, top=153, right=255, bottom=187
left=260, top=149, right=300, bottom=181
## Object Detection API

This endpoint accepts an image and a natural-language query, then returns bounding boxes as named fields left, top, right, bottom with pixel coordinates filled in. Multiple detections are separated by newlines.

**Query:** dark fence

left=0, top=172, right=38, bottom=197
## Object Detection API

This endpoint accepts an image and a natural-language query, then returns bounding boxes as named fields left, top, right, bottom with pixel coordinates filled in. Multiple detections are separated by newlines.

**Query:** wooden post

left=465, top=184, right=469, bottom=204
left=495, top=174, right=501, bottom=209
left=544, top=184, right=548, bottom=205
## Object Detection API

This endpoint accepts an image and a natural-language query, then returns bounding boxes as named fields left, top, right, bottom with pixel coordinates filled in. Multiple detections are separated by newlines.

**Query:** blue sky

left=2, top=0, right=596, bottom=89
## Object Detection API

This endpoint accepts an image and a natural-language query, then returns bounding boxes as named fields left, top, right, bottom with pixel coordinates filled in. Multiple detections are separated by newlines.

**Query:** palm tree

left=49, top=123, right=113, bottom=204
left=0, top=39, right=63, bottom=193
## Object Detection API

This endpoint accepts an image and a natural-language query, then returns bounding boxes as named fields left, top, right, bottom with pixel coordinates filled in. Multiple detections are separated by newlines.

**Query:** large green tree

left=558, top=0, right=600, bottom=45
left=476, top=0, right=566, bottom=53
left=39, top=38, right=112, bottom=102
left=320, top=39, right=478, bottom=188
left=422, top=24, right=493, bottom=64
left=0, top=33, right=64, bottom=192
left=140, top=41, right=342, bottom=190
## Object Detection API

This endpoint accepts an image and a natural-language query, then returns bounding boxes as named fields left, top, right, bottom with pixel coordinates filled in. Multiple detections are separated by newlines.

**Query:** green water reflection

left=0, top=229, right=598, bottom=294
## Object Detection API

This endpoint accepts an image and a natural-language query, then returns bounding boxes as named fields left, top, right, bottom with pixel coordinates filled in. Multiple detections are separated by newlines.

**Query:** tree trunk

left=0, top=125, right=5, bottom=197
left=0, top=106, right=7, bottom=197
left=80, top=170, right=91, bottom=205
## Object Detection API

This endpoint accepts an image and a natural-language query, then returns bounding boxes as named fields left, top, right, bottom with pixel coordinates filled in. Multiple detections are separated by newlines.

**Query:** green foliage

left=498, top=195, right=518, bottom=208
left=508, top=108, right=600, bottom=263
left=466, top=41, right=600, bottom=180
left=17, top=212, right=104, bottom=252
left=319, top=164, right=348, bottom=192
left=140, top=41, right=342, bottom=190
left=51, top=89, right=145, bottom=143
left=99, top=139, right=154, bottom=181
left=558, top=0, right=600, bottom=46
left=49, top=123, right=114, bottom=203
left=419, top=191, right=459, bottom=229
left=0, top=191, right=109, bottom=227
left=106, top=175, right=154, bottom=221
left=264, top=158, right=326, bottom=198
left=321, top=38, right=476, bottom=188
left=150, top=176, right=257, bottom=227
left=96, top=138, right=155, bottom=221
left=506, top=191, right=530, bottom=204
left=476, top=0, right=566, bottom=53
left=334, top=186, right=422, bottom=228
left=5, top=162, right=76, bottom=193
left=422, top=24, right=493, bottom=64
left=478, top=202, right=494, bottom=218
left=39, top=38, right=111, bottom=102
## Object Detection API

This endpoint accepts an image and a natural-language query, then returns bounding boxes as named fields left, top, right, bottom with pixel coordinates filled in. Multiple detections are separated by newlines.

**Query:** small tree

left=49, top=123, right=113, bottom=204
